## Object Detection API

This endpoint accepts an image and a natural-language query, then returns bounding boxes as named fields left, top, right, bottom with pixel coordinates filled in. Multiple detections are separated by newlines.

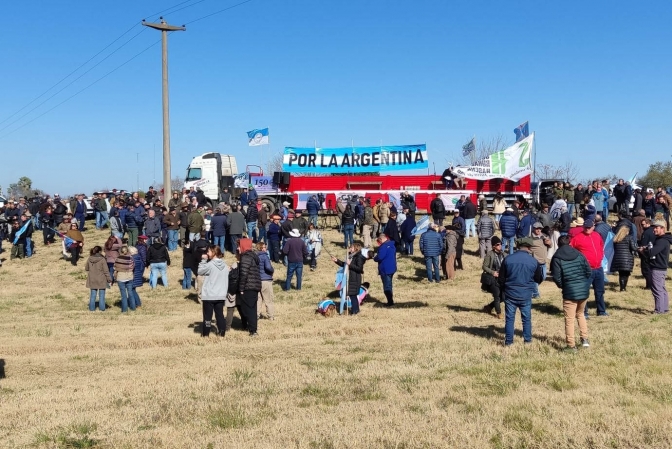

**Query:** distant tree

left=266, top=152, right=284, bottom=175
left=536, top=161, right=580, bottom=184
left=639, top=161, right=672, bottom=190
left=449, top=135, right=509, bottom=168
left=7, top=176, right=34, bottom=198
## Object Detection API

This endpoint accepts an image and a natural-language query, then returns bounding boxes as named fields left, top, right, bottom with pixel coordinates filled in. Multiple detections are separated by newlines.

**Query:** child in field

left=85, top=245, right=112, bottom=311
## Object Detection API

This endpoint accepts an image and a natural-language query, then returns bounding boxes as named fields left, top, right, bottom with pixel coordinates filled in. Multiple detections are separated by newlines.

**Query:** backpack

left=228, top=266, right=240, bottom=295
left=433, top=199, right=445, bottom=213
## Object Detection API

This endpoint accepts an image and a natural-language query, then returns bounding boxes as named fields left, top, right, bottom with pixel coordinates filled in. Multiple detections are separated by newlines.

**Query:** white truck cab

left=184, top=153, right=238, bottom=201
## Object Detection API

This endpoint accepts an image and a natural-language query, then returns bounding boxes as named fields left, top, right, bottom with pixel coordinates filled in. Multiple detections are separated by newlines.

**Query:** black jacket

left=239, top=250, right=261, bottom=292
left=341, top=209, right=355, bottom=226
left=430, top=198, right=446, bottom=219
left=147, top=242, right=171, bottom=267
left=191, top=238, right=209, bottom=272
left=336, top=251, right=366, bottom=296
left=644, top=234, right=672, bottom=271
left=610, top=235, right=637, bottom=273
left=462, top=201, right=477, bottom=220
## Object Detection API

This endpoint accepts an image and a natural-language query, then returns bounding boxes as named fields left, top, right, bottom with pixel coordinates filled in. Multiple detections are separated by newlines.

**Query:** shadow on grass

left=450, top=325, right=566, bottom=349
left=184, top=293, right=200, bottom=303
left=0, top=359, right=5, bottom=380
left=188, top=319, right=241, bottom=334
left=446, top=304, right=484, bottom=313
left=608, top=304, right=651, bottom=315
left=463, top=248, right=480, bottom=257
left=531, top=302, right=563, bottom=315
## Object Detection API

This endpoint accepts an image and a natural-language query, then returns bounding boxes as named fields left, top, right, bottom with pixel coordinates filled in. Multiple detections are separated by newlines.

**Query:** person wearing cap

left=19, top=213, right=34, bottom=258
left=293, top=209, right=309, bottom=237
left=239, top=188, right=249, bottom=214
left=550, top=235, right=592, bottom=351
left=639, top=220, right=672, bottom=313
left=482, top=235, right=506, bottom=319
left=530, top=222, right=551, bottom=298
left=283, top=229, right=309, bottom=291
left=247, top=184, right=258, bottom=206
left=145, top=186, right=156, bottom=204
left=570, top=218, right=608, bottom=317
left=568, top=216, right=584, bottom=240
left=164, top=207, right=181, bottom=251
left=451, top=210, right=466, bottom=270
left=442, top=225, right=458, bottom=281
left=245, top=200, right=259, bottom=242
left=419, top=223, right=445, bottom=283
left=499, top=207, right=518, bottom=255
left=499, top=237, right=544, bottom=345
left=517, top=209, right=533, bottom=238
left=267, top=214, right=283, bottom=263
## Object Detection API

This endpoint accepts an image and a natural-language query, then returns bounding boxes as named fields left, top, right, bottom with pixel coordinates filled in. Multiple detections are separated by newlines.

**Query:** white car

left=0, top=195, right=6, bottom=208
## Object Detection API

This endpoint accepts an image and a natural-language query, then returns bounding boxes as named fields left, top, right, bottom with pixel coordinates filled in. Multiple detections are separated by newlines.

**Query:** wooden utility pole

left=142, top=17, right=185, bottom=201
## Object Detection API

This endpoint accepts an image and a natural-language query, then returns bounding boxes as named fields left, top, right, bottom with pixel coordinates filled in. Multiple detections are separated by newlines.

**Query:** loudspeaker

left=273, top=172, right=282, bottom=184
left=282, top=172, right=290, bottom=185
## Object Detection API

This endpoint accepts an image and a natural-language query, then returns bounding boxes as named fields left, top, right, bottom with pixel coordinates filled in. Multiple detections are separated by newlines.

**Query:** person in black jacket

left=430, top=194, right=446, bottom=226
left=341, top=205, right=356, bottom=249
left=639, top=219, right=655, bottom=289
left=639, top=220, right=672, bottom=313
left=331, top=243, right=368, bottom=315
left=192, top=231, right=210, bottom=296
left=147, top=237, right=171, bottom=289
left=611, top=225, right=638, bottom=291
left=238, top=238, right=262, bottom=336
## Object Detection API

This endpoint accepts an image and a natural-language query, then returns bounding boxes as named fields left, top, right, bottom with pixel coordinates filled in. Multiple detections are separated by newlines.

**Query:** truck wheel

left=261, top=198, right=276, bottom=215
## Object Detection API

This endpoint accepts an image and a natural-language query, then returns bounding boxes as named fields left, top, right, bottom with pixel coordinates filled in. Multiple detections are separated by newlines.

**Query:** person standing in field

left=499, top=238, right=543, bottom=346
left=570, top=219, right=607, bottom=318
left=331, top=243, right=368, bottom=315
left=476, top=210, right=495, bottom=259
left=86, top=245, right=113, bottom=312
left=639, top=220, right=672, bottom=314
left=283, top=229, right=309, bottom=291
left=610, top=224, right=638, bottom=292
left=128, top=246, right=143, bottom=308
left=147, top=237, right=171, bottom=289
left=198, top=245, right=230, bottom=337
left=420, top=223, right=444, bottom=283
left=430, top=193, right=446, bottom=226
left=373, top=233, right=397, bottom=307
left=256, top=241, right=275, bottom=320
left=551, top=235, right=592, bottom=352
left=238, top=238, right=262, bottom=337
left=482, top=236, right=506, bottom=319
left=113, top=245, right=136, bottom=312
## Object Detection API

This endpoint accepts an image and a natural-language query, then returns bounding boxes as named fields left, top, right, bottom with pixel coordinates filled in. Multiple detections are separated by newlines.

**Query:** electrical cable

left=0, top=38, right=162, bottom=140
left=185, top=0, right=255, bottom=25
left=161, top=0, right=212, bottom=19
left=0, top=27, right=148, bottom=134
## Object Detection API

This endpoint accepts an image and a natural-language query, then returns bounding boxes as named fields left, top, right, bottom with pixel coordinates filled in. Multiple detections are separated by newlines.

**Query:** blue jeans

left=96, top=211, right=109, bottom=229
left=89, top=289, right=106, bottom=311
left=495, top=214, right=502, bottom=224
left=586, top=268, right=606, bottom=316
left=189, top=232, right=200, bottom=242
left=424, top=255, right=440, bottom=282
left=167, top=229, right=179, bottom=251
left=502, top=236, right=516, bottom=255
left=310, top=215, right=318, bottom=227
left=107, top=262, right=115, bottom=280
left=381, top=274, right=393, bottom=292
left=75, top=213, right=85, bottom=231
left=25, top=237, right=32, bottom=257
left=117, top=281, right=135, bottom=312
left=213, top=235, right=226, bottom=254
left=150, top=262, right=168, bottom=288
left=505, top=297, right=532, bottom=345
left=285, top=262, right=303, bottom=290
left=131, top=286, right=142, bottom=307
left=465, top=218, right=476, bottom=238
left=343, top=224, right=354, bottom=248
left=183, top=267, right=193, bottom=289
left=247, top=222, right=257, bottom=241
left=533, top=264, right=546, bottom=297
left=567, top=203, right=575, bottom=218
left=230, top=235, right=241, bottom=254
left=112, top=231, right=124, bottom=239
left=257, top=226, right=267, bottom=244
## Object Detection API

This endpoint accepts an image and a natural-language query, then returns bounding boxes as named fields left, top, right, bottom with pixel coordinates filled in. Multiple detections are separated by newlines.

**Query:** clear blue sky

left=1, top=0, right=670, bottom=195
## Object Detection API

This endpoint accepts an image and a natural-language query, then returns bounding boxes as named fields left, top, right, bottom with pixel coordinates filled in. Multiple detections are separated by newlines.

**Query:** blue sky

left=1, top=0, right=671, bottom=195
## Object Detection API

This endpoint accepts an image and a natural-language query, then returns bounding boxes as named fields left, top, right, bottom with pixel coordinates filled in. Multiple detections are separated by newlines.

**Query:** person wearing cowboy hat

left=282, top=228, right=309, bottom=291
left=499, top=237, right=544, bottom=346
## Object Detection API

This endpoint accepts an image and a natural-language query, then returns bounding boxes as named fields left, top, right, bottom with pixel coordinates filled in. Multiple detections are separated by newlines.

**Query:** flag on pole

left=247, top=128, right=269, bottom=146
left=462, top=137, right=476, bottom=156
left=514, top=121, right=529, bottom=142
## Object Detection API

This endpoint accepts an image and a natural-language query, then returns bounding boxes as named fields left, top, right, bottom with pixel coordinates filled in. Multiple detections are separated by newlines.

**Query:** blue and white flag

left=514, top=121, right=529, bottom=142
left=247, top=128, right=269, bottom=146
left=462, top=137, right=476, bottom=156
left=411, top=215, right=431, bottom=236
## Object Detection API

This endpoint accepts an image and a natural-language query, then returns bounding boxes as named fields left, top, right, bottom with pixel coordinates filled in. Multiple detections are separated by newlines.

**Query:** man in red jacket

left=570, top=218, right=607, bottom=318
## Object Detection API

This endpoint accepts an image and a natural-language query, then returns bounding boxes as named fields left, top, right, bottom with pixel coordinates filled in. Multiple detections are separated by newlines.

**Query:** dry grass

left=1, top=224, right=672, bottom=448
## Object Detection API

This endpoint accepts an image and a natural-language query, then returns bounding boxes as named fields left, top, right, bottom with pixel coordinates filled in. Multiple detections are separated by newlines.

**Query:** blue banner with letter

left=282, top=145, right=428, bottom=173
left=250, top=175, right=279, bottom=194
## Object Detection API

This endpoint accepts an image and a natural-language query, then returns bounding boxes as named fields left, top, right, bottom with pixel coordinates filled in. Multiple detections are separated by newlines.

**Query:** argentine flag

left=247, top=128, right=269, bottom=146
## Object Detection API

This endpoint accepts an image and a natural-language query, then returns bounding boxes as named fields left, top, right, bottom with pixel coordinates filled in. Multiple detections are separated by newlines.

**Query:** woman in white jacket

left=198, top=245, right=229, bottom=337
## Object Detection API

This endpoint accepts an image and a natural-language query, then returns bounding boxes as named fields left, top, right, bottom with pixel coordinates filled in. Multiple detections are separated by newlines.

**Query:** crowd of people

left=1, top=178, right=671, bottom=348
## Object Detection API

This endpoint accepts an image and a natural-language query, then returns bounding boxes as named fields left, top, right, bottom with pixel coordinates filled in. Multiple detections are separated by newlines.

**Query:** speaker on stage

left=282, top=172, right=290, bottom=185
left=273, top=172, right=283, bottom=184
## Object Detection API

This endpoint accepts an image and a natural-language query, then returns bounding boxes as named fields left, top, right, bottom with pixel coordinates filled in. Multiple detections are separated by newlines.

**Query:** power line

left=185, top=0, right=255, bottom=25
left=161, top=0, right=212, bottom=19
left=0, top=23, right=139, bottom=128
left=0, top=27, right=148, bottom=134
left=0, top=38, right=162, bottom=140
left=0, top=0, right=208, bottom=129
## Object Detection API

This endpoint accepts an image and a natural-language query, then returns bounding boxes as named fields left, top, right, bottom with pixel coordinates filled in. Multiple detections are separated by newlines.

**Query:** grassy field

left=1, top=223, right=672, bottom=449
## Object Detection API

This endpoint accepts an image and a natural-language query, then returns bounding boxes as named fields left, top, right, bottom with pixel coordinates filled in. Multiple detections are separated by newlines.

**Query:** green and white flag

left=453, top=133, right=533, bottom=181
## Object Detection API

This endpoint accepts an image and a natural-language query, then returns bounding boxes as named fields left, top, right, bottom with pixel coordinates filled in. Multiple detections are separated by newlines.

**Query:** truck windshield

left=185, top=167, right=202, bottom=182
